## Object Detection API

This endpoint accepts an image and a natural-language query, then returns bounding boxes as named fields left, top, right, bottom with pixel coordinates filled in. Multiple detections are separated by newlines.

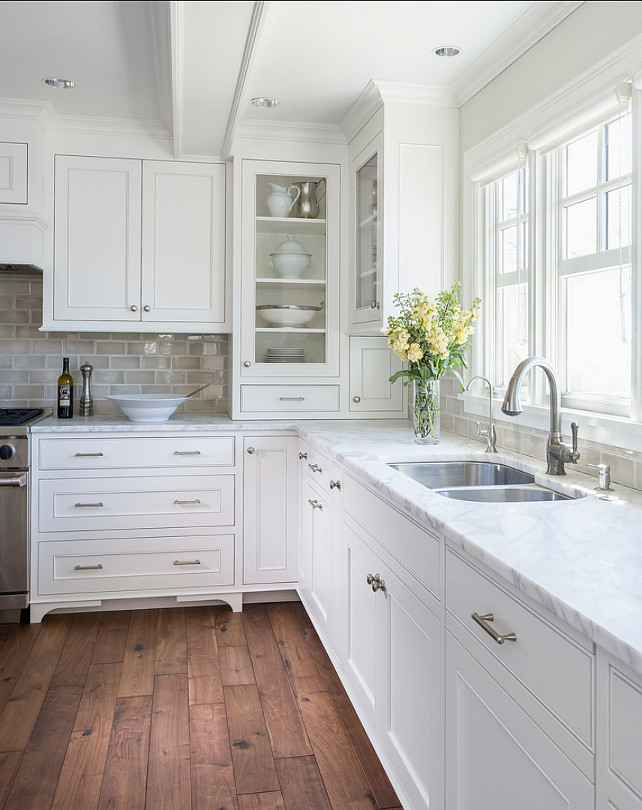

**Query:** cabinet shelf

left=256, top=216, right=326, bottom=235
left=256, top=277, right=326, bottom=288
left=255, top=327, right=326, bottom=334
left=359, top=212, right=377, bottom=227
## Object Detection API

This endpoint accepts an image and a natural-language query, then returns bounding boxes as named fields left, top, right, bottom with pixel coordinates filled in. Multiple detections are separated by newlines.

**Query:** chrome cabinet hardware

left=298, top=452, right=308, bottom=460
left=173, top=559, right=201, bottom=566
left=279, top=396, right=305, bottom=401
left=247, top=447, right=255, bottom=454
left=74, top=563, right=103, bottom=571
left=471, top=612, right=517, bottom=645
left=74, top=502, right=103, bottom=508
left=308, top=463, right=323, bottom=473
left=143, top=305, right=151, bottom=312
left=244, top=361, right=251, bottom=367
left=0, top=475, right=27, bottom=487
left=370, top=301, right=381, bottom=309
left=586, top=463, right=613, bottom=491
left=367, top=573, right=386, bottom=593
left=173, top=499, right=202, bottom=505
left=308, top=499, right=323, bottom=509
left=74, top=452, right=104, bottom=457
left=173, top=450, right=201, bottom=456
left=352, top=395, right=361, bottom=403
left=329, top=480, right=341, bottom=490
left=130, top=305, right=138, bottom=311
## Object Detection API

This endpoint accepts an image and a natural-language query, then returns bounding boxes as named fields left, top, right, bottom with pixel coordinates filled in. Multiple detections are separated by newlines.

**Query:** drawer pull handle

left=74, top=564, right=103, bottom=571
left=173, top=499, right=202, bottom=506
left=299, top=452, right=308, bottom=460
left=279, top=397, right=305, bottom=401
left=329, top=479, right=341, bottom=490
left=74, top=502, right=104, bottom=508
left=308, top=463, right=323, bottom=473
left=173, top=450, right=202, bottom=456
left=308, top=499, right=323, bottom=510
left=74, top=452, right=104, bottom=457
left=173, top=559, right=202, bottom=566
left=471, top=612, right=517, bottom=645
left=367, top=573, right=386, bottom=593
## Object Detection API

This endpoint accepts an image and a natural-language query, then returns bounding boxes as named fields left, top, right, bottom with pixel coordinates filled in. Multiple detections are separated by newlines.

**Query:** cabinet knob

left=130, top=305, right=138, bottom=312
left=299, top=452, right=308, bottom=460
left=366, top=573, right=386, bottom=593
left=352, top=396, right=361, bottom=403
left=308, top=499, right=323, bottom=510
left=143, top=305, right=151, bottom=312
left=370, top=301, right=380, bottom=309
left=247, top=447, right=255, bottom=454
left=244, top=361, right=251, bottom=368
left=329, top=480, right=341, bottom=491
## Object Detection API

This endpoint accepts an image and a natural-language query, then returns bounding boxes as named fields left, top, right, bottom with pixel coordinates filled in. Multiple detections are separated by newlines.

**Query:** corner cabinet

left=49, top=155, right=228, bottom=332
left=232, top=159, right=342, bottom=419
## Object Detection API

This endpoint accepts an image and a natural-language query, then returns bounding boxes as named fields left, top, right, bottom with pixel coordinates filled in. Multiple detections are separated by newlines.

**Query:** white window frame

left=461, top=43, right=642, bottom=452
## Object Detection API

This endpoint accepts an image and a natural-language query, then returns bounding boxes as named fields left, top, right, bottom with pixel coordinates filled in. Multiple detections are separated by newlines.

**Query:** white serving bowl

left=256, top=305, right=321, bottom=328
left=269, top=251, right=311, bottom=278
left=106, top=394, right=188, bottom=423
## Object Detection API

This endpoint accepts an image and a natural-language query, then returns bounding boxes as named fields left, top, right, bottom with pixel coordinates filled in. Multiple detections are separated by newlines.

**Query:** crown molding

left=43, top=114, right=172, bottom=138
left=235, top=118, right=346, bottom=145
left=0, top=99, right=50, bottom=127
left=452, top=0, right=584, bottom=106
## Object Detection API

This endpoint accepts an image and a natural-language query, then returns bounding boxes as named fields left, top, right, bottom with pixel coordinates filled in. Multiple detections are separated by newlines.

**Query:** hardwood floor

left=0, top=602, right=402, bottom=810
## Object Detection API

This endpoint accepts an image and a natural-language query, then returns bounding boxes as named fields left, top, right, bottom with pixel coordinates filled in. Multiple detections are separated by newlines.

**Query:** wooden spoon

left=184, top=383, right=211, bottom=398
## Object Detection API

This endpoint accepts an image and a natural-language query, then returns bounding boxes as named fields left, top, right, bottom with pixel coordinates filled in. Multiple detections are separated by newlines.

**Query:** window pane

left=564, top=197, right=596, bottom=258
left=496, top=283, right=529, bottom=388
left=501, top=172, right=518, bottom=221
left=606, top=114, right=632, bottom=180
left=565, top=131, right=597, bottom=196
left=500, top=226, right=517, bottom=274
left=605, top=186, right=631, bottom=250
left=565, top=267, right=631, bottom=399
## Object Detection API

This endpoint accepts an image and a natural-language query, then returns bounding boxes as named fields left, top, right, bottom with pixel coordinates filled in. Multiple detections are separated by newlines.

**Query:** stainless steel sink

left=433, top=486, right=572, bottom=503
left=388, top=461, right=535, bottom=489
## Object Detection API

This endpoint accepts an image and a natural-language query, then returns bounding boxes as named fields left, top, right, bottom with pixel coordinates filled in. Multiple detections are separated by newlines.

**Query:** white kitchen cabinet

left=51, top=155, right=227, bottom=332
left=242, top=434, right=299, bottom=585
left=0, top=141, right=28, bottom=204
left=349, top=335, right=405, bottom=414
left=347, top=89, right=458, bottom=333
left=597, top=648, right=642, bottom=809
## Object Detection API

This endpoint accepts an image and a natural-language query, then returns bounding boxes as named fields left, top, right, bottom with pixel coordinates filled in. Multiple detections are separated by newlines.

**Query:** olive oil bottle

left=57, top=357, right=73, bottom=419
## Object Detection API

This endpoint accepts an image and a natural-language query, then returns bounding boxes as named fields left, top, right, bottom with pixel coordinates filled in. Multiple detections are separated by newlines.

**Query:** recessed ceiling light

left=432, top=46, right=460, bottom=58
left=251, top=97, right=279, bottom=108
left=42, top=78, right=76, bottom=89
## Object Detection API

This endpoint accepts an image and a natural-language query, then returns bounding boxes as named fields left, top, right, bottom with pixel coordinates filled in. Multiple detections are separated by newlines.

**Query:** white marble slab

left=32, top=414, right=642, bottom=673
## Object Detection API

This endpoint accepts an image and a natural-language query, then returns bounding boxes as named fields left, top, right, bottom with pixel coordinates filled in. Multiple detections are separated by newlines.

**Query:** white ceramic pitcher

left=265, top=182, right=300, bottom=217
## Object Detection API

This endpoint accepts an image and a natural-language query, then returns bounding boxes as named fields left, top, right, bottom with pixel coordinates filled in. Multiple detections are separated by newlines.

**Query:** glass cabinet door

left=356, top=154, right=379, bottom=312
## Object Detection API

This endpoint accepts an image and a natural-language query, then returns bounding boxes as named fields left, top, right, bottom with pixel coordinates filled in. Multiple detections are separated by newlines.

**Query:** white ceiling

left=0, top=0, right=582, bottom=155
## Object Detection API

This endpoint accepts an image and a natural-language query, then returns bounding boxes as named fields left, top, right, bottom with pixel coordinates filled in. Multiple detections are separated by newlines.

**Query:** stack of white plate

left=263, top=348, right=306, bottom=363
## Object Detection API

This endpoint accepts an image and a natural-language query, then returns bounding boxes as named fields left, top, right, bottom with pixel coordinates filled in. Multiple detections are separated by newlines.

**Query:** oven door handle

left=0, top=474, right=27, bottom=487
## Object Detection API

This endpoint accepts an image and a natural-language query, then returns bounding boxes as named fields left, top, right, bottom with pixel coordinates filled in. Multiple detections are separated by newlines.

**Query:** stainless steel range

left=0, top=407, right=52, bottom=622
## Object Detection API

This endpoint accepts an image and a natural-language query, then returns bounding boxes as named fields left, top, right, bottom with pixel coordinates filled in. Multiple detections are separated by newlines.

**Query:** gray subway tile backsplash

left=0, top=275, right=229, bottom=415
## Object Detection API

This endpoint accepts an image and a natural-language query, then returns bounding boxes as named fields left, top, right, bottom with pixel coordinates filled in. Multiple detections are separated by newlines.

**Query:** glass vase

left=413, top=379, right=440, bottom=444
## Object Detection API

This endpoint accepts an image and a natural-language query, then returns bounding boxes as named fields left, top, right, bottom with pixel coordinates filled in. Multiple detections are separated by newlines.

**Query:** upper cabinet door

left=0, top=142, right=28, bottom=204
left=54, top=155, right=142, bottom=321
left=141, top=161, right=227, bottom=327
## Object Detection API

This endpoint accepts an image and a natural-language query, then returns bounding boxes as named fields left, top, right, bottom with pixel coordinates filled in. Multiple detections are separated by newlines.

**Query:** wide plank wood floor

left=0, top=602, right=403, bottom=810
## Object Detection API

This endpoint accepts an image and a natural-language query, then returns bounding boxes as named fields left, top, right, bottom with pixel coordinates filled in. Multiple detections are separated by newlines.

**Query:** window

left=476, top=94, right=634, bottom=420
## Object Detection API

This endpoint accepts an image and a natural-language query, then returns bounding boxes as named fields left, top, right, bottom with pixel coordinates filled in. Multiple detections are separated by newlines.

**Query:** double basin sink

left=388, top=461, right=581, bottom=503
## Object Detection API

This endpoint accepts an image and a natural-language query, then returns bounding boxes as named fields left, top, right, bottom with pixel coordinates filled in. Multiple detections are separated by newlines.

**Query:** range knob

left=0, top=444, right=15, bottom=461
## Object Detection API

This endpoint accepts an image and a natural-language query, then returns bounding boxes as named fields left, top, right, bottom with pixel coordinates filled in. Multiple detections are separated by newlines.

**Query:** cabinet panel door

left=349, top=336, right=404, bottom=413
left=243, top=436, right=298, bottom=584
left=54, top=155, right=141, bottom=321
left=0, top=142, right=28, bottom=204
left=446, top=632, right=594, bottom=810
left=141, top=161, right=226, bottom=325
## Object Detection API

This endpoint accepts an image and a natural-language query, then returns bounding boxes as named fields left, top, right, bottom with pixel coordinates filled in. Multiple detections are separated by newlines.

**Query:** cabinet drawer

left=38, top=474, right=235, bottom=532
left=37, top=436, right=235, bottom=470
left=37, top=535, right=234, bottom=595
left=240, top=385, right=340, bottom=413
left=446, top=549, right=593, bottom=747
left=342, top=474, right=441, bottom=603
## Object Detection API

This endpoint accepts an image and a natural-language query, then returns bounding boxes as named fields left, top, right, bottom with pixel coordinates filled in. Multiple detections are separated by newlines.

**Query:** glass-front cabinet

left=351, top=135, right=383, bottom=329
left=240, top=160, right=340, bottom=377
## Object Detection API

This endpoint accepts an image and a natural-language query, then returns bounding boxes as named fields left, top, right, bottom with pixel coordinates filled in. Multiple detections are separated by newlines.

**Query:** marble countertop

left=32, top=412, right=642, bottom=672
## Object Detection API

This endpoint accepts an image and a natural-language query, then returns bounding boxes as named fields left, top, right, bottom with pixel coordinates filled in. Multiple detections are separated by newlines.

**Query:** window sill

left=460, top=392, right=642, bottom=454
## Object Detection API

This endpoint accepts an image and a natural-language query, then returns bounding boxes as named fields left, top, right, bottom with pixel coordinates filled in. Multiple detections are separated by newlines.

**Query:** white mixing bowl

left=106, top=394, right=187, bottom=423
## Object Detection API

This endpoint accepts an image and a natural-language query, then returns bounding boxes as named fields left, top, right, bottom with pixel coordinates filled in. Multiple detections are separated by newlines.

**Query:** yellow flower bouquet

left=385, top=282, right=481, bottom=443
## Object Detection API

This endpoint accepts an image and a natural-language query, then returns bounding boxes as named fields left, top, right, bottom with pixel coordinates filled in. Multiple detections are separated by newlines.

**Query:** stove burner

left=0, top=408, right=44, bottom=426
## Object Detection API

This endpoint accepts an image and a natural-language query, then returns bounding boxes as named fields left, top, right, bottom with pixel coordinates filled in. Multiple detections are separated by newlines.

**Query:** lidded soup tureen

left=269, top=234, right=311, bottom=278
